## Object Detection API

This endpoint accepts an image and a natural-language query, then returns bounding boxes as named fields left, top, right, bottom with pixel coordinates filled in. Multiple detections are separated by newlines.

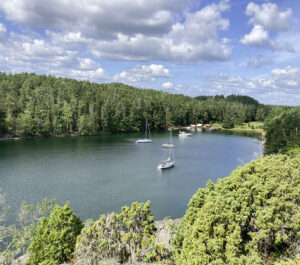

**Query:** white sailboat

left=136, top=119, right=152, bottom=143
left=158, top=146, right=175, bottom=169
left=162, top=129, right=174, bottom=148
left=158, top=135, right=175, bottom=169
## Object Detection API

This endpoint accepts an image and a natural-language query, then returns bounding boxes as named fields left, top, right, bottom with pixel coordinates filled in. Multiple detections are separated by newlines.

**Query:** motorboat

left=179, top=131, right=192, bottom=136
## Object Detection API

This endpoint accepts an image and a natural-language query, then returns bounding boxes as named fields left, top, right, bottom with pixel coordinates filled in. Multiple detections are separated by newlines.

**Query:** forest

left=0, top=72, right=271, bottom=137
left=264, top=106, right=300, bottom=154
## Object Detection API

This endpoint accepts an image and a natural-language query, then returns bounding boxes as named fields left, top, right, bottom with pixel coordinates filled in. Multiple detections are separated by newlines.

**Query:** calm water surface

left=0, top=131, right=262, bottom=223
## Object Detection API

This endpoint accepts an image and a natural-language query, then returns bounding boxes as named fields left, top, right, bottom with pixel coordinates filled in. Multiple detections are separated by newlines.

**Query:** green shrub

left=172, top=155, right=300, bottom=265
left=26, top=202, right=83, bottom=265
left=74, top=201, right=171, bottom=264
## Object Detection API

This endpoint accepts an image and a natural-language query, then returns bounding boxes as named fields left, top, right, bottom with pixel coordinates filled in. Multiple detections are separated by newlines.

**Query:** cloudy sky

left=0, top=0, right=299, bottom=105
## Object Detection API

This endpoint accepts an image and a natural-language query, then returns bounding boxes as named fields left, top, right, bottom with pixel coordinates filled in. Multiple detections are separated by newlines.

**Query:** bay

left=0, top=131, right=262, bottom=223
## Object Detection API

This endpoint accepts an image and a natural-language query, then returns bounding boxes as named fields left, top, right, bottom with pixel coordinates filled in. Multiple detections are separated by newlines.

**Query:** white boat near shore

left=179, top=131, right=192, bottom=136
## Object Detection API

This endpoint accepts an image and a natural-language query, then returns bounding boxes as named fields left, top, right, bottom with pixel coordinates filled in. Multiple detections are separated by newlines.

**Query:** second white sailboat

left=136, top=119, right=152, bottom=143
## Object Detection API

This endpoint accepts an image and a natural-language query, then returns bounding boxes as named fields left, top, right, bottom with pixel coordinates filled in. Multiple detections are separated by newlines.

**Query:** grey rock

left=154, top=218, right=181, bottom=250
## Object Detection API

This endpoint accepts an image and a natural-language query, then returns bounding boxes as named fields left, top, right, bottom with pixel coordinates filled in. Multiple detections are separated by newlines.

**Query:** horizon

left=0, top=0, right=300, bottom=105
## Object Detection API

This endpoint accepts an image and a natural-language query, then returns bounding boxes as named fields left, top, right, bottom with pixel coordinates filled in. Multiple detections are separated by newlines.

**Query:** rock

left=154, top=218, right=181, bottom=250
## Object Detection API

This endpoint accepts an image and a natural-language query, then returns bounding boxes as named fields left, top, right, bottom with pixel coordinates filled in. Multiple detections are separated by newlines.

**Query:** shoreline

left=0, top=126, right=263, bottom=142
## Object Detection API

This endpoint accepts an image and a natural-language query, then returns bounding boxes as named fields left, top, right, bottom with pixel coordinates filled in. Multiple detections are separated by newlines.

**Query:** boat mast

left=145, top=119, right=148, bottom=139
left=148, top=120, right=151, bottom=140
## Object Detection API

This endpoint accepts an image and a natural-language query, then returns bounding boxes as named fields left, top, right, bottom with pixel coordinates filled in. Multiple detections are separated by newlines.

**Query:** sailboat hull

left=158, top=161, right=175, bottom=169
left=161, top=143, right=174, bottom=148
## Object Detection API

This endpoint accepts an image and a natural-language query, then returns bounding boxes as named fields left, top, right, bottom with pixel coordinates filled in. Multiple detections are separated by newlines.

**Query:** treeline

left=0, top=72, right=270, bottom=137
left=264, top=106, right=300, bottom=154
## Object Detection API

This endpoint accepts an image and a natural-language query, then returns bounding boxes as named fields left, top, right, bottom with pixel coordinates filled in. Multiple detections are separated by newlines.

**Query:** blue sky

left=0, top=0, right=299, bottom=105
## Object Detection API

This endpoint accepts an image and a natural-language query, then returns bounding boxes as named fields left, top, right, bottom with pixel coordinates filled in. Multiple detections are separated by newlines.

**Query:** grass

left=212, top=121, right=265, bottom=134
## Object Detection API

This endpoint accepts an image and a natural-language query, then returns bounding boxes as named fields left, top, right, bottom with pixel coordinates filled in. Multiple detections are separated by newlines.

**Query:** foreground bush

left=26, top=202, right=83, bottom=265
left=74, top=201, right=171, bottom=264
left=173, top=155, right=300, bottom=264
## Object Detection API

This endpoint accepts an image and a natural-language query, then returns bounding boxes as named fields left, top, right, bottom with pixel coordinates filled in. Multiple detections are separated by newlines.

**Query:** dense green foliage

left=74, top=201, right=170, bottom=264
left=0, top=73, right=267, bottom=137
left=172, top=155, right=300, bottom=265
left=0, top=198, right=55, bottom=265
left=264, top=107, right=300, bottom=154
left=26, top=202, right=83, bottom=265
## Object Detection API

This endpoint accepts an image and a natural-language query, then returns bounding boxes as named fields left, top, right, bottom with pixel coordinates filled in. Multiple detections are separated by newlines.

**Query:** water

left=0, top=131, right=262, bottom=223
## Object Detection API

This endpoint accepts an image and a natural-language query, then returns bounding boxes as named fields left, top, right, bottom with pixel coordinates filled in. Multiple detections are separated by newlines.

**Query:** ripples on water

left=0, top=131, right=261, bottom=223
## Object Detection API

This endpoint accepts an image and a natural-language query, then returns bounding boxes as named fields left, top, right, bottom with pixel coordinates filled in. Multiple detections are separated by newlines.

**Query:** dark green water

left=0, top=131, right=262, bottom=223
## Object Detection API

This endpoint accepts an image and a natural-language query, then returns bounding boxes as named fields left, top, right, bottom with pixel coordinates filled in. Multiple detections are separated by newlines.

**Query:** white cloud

left=246, top=2, right=292, bottom=31
left=200, top=66, right=300, bottom=104
left=114, top=64, right=171, bottom=83
left=0, top=0, right=231, bottom=63
left=0, top=32, right=107, bottom=82
left=162, top=82, right=173, bottom=89
left=241, top=24, right=294, bottom=52
left=247, top=55, right=273, bottom=68
left=78, top=58, right=98, bottom=70
left=241, top=2, right=293, bottom=52
left=0, top=0, right=187, bottom=38
left=241, top=25, right=271, bottom=47
left=270, top=66, right=300, bottom=88
left=70, top=68, right=107, bottom=80
left=89, top=0, right=231, bottom=62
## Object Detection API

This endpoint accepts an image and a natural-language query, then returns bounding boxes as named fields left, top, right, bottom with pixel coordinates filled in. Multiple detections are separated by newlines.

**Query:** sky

left=0, top=0, right=300, bottom=105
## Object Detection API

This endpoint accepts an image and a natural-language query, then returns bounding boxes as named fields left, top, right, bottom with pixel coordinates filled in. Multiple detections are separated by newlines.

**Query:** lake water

left=0, top=131, right=262, bottom=223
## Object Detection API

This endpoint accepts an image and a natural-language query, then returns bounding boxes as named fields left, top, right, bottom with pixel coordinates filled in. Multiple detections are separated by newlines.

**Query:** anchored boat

left=158, top=142, right=175, bottom=169
left=136, top=119, right=152, bottom=143
left=162, top=129, right=174, bottom=148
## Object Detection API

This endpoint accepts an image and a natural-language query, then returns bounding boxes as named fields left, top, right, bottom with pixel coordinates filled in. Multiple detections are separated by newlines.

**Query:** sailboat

left=162, top=129, right=174, bottom=148
left=158, top=145, right=175, bottom=169
left=136, top=119, right=152, bottom=143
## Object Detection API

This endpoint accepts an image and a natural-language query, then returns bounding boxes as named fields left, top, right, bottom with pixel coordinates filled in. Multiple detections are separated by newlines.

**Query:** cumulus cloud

left=241, top=25, right=272, bottom=47
left=0, top=0, right=231, bottom=63
left=270, top=66, right=300, bottom=88
left=241, top=2, right=293, bottom=52
left=90, top=0, right=231, bottom=62
left=162, top=82, right=173, bottom=89
left=69, top=68, right=107, bottom=80
left=246, top=2, right=292, bottom=31
left=0, top=32, right=107, bottom=82
left=113, top=64, right=171, bottom=83
left=247, top=55, right=273, bottom=68
left=0, top=0, right=187, bottom=38
left=200, top=66, right=300, bottom=105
